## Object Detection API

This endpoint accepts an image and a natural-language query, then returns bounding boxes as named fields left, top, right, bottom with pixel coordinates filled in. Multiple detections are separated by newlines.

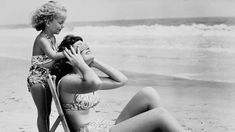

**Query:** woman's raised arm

left=60, top=47, right=102, bottom=93
left=90, top=59, right=128, bottom=90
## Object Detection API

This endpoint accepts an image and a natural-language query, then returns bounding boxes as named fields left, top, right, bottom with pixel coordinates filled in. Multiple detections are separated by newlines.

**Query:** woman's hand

left=62, top=46, right=102, bottom=93
left=63, top=46, right=85, bottom=68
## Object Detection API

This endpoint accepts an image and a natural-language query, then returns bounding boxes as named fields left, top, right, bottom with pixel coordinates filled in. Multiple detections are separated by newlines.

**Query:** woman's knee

left=139, top=87, right=161, bottom=106
left=139, top=87, right=159, bottom=96
left=153, top=107, right=168, bottom=115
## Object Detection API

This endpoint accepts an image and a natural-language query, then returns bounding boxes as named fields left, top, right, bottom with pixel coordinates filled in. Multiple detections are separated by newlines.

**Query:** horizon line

left=0, top=16, right=235, bottom=28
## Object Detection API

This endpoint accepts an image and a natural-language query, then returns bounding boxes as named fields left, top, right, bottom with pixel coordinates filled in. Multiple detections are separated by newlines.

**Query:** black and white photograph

left=0, top=0, right=235, bottom=131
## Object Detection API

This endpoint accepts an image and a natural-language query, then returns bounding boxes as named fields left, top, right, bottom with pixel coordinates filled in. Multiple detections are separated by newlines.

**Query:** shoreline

left=1, top=55, right=234, bottom=84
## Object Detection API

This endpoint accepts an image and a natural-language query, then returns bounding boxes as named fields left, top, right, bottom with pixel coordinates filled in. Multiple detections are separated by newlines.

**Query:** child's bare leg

left=30, top=84, right=52, bottom=132
left=45, top=85, right=52, bottom=129
left=115, top=87, right=161, bottom=124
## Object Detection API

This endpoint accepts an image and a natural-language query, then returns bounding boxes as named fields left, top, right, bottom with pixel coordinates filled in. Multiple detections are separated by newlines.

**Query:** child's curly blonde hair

left=31, top=1, right=67, bottom=31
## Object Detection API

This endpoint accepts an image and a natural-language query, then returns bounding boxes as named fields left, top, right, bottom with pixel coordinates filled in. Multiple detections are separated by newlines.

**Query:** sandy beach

left=1, top=23, right=235, bottom=132
left=0, top=51, right=235, bottom=132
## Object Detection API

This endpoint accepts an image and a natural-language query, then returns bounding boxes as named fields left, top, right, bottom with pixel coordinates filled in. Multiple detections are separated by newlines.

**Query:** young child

left=27, top=1, right=67, bottom=132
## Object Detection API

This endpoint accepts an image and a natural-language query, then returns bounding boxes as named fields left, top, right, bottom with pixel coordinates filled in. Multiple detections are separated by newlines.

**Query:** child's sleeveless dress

left=27, top=55, right=53, bottom=92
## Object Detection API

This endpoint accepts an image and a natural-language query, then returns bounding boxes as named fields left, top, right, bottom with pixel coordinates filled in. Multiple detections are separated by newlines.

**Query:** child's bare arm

left=40, top=37, right=64, bottom=60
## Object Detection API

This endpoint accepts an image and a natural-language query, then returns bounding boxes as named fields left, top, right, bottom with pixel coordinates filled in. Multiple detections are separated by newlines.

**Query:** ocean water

left=1, top=17, right=235, bottom=83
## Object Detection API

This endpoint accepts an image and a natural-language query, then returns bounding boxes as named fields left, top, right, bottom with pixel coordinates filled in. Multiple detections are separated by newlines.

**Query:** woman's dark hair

left=58, top=34, right=83, bottom=52
left=50, top=34, right=83, bottom=83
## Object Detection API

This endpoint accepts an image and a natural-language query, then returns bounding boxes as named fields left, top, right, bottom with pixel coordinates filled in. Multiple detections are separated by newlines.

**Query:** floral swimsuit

left=27, top=55, right=53, bottom=92
left=57, top=80, right=114, bottom=132
left=27, top=33, right=56, bottom=92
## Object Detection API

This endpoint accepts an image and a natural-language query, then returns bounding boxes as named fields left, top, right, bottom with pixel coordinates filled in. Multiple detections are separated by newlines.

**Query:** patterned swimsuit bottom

left=62, top=92, right=114, bottom=132
left=27, top=55, right=53, bottom=92
left=80, top=119, right=114, bottom=132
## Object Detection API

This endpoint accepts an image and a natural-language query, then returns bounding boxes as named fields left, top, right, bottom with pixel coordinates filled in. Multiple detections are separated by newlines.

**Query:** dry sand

left=0, top=55, right=235, bottom=132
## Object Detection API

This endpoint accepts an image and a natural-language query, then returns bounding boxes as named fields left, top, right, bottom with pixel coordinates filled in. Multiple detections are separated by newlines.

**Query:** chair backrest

left=47, top=74, right=70, bottom=132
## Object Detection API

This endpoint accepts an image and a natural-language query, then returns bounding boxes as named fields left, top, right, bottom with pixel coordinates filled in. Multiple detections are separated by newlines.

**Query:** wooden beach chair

left=47, top=74, right=70, bottom=132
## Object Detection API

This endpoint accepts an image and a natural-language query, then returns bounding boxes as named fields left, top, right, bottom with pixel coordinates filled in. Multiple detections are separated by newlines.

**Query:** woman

left=51, top=35, right=183, bottom=132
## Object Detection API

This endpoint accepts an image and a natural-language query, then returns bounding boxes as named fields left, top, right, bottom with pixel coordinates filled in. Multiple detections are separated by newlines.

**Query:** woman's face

left=73, top=42, right=94, bottom=65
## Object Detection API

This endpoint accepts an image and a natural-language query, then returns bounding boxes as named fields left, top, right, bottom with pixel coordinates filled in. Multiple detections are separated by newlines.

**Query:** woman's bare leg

left=113, top=87, right=183, bottom=132
left=111, top=107, right=183, bottom=132
left=30, top=84, right=52, bottom=132
left=115, top=87, right=161, bottom=124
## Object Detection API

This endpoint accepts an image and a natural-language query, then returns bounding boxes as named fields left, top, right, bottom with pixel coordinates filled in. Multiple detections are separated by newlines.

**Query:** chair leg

left=47, top=74, right=70, bottom=132
left=60, top=115, right=70, bottom=132
left=50, top=117, right=61, bottom=132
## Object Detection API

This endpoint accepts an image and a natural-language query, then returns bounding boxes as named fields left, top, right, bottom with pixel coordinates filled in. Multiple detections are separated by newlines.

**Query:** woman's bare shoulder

left=59, top=74, right=89, bottom=93
left=59, top=74, right=82, bottom=87
left=59, top=73, right=100, bottom=94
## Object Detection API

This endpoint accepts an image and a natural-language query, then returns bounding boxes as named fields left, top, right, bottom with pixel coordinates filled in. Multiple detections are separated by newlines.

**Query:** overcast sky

left=1, top=0, right=235, bottom=25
